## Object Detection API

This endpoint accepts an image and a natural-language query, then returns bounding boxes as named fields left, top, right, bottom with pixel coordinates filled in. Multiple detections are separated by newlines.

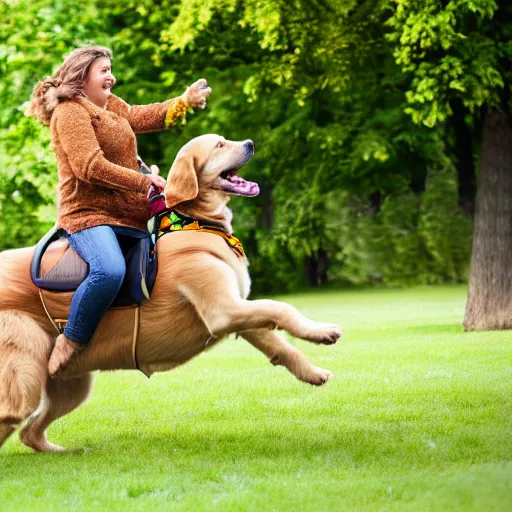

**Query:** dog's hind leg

left=20, top=373, right=94, bottom=452
left=0, top=311, right=51, bottom=450
left=241, top=329, right=333, bottom=386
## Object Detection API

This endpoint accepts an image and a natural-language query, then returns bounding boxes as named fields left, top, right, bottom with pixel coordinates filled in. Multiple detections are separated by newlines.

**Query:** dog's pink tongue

left=227, top=175, right=259, bottom=197
left=231, top=176, right=260, bottom=197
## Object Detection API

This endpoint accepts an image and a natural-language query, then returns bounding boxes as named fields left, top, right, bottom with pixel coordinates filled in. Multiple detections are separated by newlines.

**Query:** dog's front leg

left=240, top=329, right=333, bottom=386
left=177, top=260, right=342, bottom=344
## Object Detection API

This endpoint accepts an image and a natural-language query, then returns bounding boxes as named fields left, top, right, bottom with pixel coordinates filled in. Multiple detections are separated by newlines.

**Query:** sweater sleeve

left=54, top=101, right=150, bottom=194
left=106, top=94, right=190, bottom=134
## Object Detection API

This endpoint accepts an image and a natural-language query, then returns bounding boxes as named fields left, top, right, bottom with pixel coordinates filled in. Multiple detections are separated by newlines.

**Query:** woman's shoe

left=48, top=334, right=85, bottom=378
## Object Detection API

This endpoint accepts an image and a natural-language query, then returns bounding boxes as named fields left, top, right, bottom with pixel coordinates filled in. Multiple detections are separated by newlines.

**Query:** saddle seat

left=31, top=226, right=157, bottom=309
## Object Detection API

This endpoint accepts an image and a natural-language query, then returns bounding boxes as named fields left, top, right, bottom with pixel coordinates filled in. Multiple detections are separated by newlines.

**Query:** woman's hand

left=144, top=166, right=166, bottom=191
left=146, top=165, right=167, bottom=216
left=183, top=78, right=212, bottom=109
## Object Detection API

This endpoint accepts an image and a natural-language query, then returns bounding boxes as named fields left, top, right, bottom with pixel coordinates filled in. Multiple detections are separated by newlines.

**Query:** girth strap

left=132, top=306, right=142, bottom=373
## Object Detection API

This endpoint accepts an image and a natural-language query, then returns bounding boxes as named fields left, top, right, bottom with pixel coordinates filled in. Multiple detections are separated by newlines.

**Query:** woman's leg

left=64, top=225, right=126, bottom=343
left=48, top=225, right=126, bottom=376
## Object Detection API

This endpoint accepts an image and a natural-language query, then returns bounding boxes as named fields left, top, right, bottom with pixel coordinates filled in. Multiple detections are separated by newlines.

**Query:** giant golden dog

left=0, top=135, right=342, bottom=452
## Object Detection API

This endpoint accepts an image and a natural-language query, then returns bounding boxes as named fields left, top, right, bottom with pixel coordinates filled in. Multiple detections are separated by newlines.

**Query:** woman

left=27, top=45, right=211, bottom=377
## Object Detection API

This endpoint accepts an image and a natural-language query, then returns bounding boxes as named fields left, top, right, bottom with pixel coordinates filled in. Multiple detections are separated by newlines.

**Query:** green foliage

left=419, top=165, right=473, bottom=282
left=0, top=118, right=55, bottom=249
left=328, top=164, right=471, bottom=287
left=148, top=0, right=476, bottom=291
left=0, top=0, right=110, bottom=249
left=3, top=0, right=503, bottom=290
left=386, top=0, right=511, bottom=127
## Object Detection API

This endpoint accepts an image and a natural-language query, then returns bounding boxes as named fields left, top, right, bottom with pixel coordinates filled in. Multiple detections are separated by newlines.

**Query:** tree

left=387, top=0, right=512, bottom=329
left=150, top=0, right=470, bottom=288
left=0, top=0, right=475, bottom=293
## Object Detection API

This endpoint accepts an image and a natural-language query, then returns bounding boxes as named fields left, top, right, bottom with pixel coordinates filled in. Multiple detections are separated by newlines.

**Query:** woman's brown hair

left=26, top=45, right=112, bottom=126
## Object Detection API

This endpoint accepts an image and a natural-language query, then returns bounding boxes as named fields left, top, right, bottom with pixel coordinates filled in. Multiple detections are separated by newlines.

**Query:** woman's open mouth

left=214, top=168, right=260, bottom=197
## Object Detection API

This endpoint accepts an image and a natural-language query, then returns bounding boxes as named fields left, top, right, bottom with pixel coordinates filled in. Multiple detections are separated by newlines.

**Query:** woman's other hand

left=183, top=78, right=212, bottom=109
left=145, top=169, right=166, bottom=191
left=146, top=165, right=167, bottom=216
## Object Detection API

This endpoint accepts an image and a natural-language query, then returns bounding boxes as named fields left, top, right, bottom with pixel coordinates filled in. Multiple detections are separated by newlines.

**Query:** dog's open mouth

left=214, top=168, right=260, bottom=197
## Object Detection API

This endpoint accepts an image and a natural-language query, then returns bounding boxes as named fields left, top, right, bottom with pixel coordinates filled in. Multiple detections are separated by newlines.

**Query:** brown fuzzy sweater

left=51, top=93, right=189, bottom=234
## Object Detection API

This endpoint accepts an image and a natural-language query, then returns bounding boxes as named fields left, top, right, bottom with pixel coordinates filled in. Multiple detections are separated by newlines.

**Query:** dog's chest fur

left=238, top=264, right=252, bottom=300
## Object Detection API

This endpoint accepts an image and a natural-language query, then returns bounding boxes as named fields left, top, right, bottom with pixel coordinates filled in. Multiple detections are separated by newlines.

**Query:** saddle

left=30, top=225, right=157, bottom=308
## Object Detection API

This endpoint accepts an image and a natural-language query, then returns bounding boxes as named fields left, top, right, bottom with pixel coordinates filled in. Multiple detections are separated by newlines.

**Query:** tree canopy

left=1, top=0, right=509, bottom=294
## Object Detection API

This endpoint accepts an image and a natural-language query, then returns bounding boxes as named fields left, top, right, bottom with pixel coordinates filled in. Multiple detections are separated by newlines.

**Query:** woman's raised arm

left=106, top=79, right=212, bottom=134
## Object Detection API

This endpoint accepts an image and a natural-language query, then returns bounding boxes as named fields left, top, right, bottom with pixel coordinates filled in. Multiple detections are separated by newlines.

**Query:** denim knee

left=88, top=259, right=126, bottom=297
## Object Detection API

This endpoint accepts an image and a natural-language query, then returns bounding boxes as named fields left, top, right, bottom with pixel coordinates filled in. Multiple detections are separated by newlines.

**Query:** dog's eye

left=216, top=140, right=224, bottom=148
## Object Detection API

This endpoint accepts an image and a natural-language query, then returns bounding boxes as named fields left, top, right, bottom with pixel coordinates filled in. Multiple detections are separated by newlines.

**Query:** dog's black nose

left=245, top=140, right=254, bottom=153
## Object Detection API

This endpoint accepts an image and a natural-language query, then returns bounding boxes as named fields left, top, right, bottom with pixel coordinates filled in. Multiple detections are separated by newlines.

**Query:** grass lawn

left=1, top=285, right=511, bottom=511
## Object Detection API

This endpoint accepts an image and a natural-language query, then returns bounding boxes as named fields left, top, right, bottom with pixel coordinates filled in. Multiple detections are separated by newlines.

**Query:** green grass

left=1, top=285, right=511, bottom=511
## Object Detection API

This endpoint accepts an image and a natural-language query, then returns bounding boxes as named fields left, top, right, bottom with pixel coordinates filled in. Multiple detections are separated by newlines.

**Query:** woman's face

left=83, top=57, right=116, bottom=108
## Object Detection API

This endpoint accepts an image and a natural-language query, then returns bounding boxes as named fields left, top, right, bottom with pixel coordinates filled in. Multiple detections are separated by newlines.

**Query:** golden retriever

left=0, top=135, right=342, bottom=452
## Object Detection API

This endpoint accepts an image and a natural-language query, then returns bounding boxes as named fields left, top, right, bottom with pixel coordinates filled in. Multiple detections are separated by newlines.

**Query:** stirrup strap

left=39, top=290, right=67, bottom=335
left=131, top=306, right=150, bottom=378
left=132, top=306, right=141, bottom=372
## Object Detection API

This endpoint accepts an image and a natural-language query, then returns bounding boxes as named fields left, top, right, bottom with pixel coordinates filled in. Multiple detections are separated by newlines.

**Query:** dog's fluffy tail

left=0, top=310, right=51, bottom=448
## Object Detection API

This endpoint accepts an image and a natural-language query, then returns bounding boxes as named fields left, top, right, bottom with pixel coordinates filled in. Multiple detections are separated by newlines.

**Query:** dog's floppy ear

left=164, top=151, right=199, bottom=209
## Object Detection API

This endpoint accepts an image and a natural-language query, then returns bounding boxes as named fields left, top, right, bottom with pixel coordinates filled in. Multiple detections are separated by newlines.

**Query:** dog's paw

left=301, top=366, right=333, bottom=386
left=20, top=433, right=66, bottom=453
left=305, top=322, right=342, bottom=345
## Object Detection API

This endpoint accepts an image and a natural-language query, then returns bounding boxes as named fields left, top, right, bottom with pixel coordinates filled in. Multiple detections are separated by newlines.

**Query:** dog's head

left=164, top=134, right=259, bottom=210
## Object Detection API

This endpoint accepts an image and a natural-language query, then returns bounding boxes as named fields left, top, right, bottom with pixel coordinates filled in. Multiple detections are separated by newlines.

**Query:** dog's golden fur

left=0, top=135, right=341, bottom=452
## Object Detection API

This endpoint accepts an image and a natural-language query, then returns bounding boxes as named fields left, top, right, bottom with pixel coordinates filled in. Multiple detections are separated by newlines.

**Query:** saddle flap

left=31, top=227, right=157, bottom=306
left=31, top=227, right=88, bottom=292
left=42, top=241, right=89, bottom=283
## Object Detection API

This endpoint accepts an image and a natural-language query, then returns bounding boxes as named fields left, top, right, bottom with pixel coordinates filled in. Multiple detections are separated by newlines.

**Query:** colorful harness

left=156, top=209, right=247, bottom=260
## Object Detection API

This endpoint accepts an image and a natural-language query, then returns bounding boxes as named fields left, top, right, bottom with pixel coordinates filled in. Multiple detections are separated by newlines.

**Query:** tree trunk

left=305, top=249, right=329, bottom=287
left=464, top=108, right=512, bottom=330
left=369, top=190, right=381, bottom=215
left=260, top=184, right=274, bottom=232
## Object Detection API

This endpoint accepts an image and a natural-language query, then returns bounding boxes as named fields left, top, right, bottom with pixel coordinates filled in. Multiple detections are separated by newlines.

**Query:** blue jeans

left=64, top=225, right=146, bottom=343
